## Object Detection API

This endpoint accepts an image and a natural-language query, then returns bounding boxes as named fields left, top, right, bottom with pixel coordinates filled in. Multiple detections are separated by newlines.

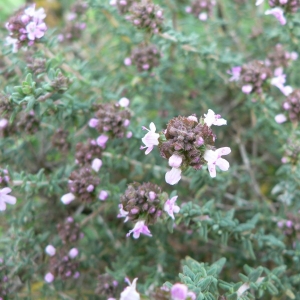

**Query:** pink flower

left=187, top=115, right=198, bottom=122
left=171, top=283, right=196, bottom=300
left=271, top=68, right=291, bottom=95
left=124, top=58, right=132, bottom=66
left=44, top=272, right=54, bottom=283
left=165, top=167, right=182, bottom=185
left=141, top=122, right=159, bottom=154
left=126, top=220, right=152, bottom=239
left=45, top=245, right=56, bottom=256
left=25, top=4, right=46, bottom=21
left=164, top=196, right=180, bottom=219
left=0, top=119, right=8, bottom=128
left=69, top=248, right=79, bottom=258
left=0, top=187, right=17, bottom=211
left=97, top=134, right=109, bottom=148
left=204, top=109, right=227, bottom=127
left=169, top=154, right=183, bottom=168
left=61, top=193, right=75, bottom=205
left=119, top=97, right=130, bottom=107
left=204, top=147, right=231, bottom=178
left=242, top=84, right=253, bottom=94
left=120, top=278, right=140, bottom=300
left=265, top=8, right=286, bottom=25
left=26, top=21, right=47, bottom=40
left=99, top=190, right=109, bottom=201
left=227, top=66, right=241, bottom=82
left=91, top=158, right=102, bottom=172
left=88, top=118, right=99, bottom=128
left=118, top=204, right=129, bottom=222
left=275, top=114, right=287, bottom=124
left=198, top=12, right=208, bottom=21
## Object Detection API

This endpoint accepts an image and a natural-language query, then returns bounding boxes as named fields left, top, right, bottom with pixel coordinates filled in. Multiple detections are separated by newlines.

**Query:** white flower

left=204, top=109, right=227, bottom=127
left=45, top=245, right=56, bottom=256
left=165, top=168, right=182, bottom=185
left=204, top=147, right=231, bottom=178
left=61, top=193, right=75, bottom=205
left=91, top=158, right=102, bottom=172
left=164, top=196, right=180, bottom=220
left=255, top=0, right=264, bottom=5
left=120, top=278, right=140, bottom=300
left=0, top=187, right=17, bottom=211
left=140, top=122, right=160, bottom=154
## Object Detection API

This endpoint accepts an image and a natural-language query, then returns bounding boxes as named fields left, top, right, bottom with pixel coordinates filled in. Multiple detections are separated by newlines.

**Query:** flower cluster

left=185, top=0, right=216, bottom=21
left=57, top=217, right=83, bottom=245
left=229, top=60, right=272, bottom=95
left=125, top=44, right=161, bottom=72
left=277, top=212, right=300, bottom=245
left=58, top=1, right=88, bottom=43
left=75, top=139, right=103, bottom=166
left=5, top=4, right=47, bottom=52
left=256, top=0, right=300, bottom=25
left=283, top=89, right=300, bottom=122
left=266, top=44, right=298, bottom=69
left=141, top=110, right=230, bottom=185
left=126, top=1, right=164, bottom=34
left=51, top=128, right=70, bottom=153
left=119, top=182, right=180, bottom=238
left=89, top=98, right=132, bottom=145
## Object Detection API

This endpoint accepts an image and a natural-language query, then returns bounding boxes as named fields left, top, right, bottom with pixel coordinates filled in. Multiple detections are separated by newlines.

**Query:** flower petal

left=207, top=164, right=216, bottom=178
left=216, top=147, right=231, bottom=156
left=1, top=194, right=16, bottom=205
left=165, top=168, right=182, bottom=185
left=216, top=158, right=230, bottom=171
left=204, top=150, right=217, bottom=164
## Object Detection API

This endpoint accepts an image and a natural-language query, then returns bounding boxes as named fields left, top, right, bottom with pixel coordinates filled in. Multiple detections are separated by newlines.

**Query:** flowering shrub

left=1, top=0, right=300, bottom=299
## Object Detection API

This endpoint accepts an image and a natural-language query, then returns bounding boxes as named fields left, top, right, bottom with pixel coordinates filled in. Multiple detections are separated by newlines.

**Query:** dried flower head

left=239, top=60, right=272, bottom=94
left=127, top=1, right=164, bottom=34
left=116, top=0, right=135, bottom=14
left=93, top=102, right=131, bottom=138
left=95, top=274, right=119, bottom=298
left=120, top=182, right=167, bottom=225
left=68, top=167, right=100, bottom=203
left=51, top=128, right=70, bottom=153
left=26, top=56, right=47, bottom=75
left=283, top=89, right=300, bottom=122
left=57, top=217, right=83, bottom=245
left=75, top=139, right=102, bottom=166
left=130, top=44, right=161, bottom=72
left=15, top=110, right=40, bottom=135
left=187, top=0, right=216, bottom=21
left=267, top=44, right=298, bottom=69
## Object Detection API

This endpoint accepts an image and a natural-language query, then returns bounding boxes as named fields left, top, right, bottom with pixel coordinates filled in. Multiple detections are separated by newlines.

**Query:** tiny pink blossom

left=169, top=154, right=183, bottom=168
left=0, top=119, right=8, bottom=128
left=110, top=0, right=117, bottom=5
left=227, top=66, right=241, bottom=82
left=69, top=248, right=79, bottom=259
left=91, top=158, right=102, bottom=172
left=141, top=122, right=159, bottom=154
left=0, top=187, right=17, bottom=211
left=124, top=57, right=132, bottom=66
left=204, top=147, right=231, bottom=178
left=275, top=114, right=287, bottom=124
left=126, top=220, right=152, bottom=239
left=86, top=184, right=94, bottom=192
left=45, top=245, right=56, bottom=256
left=126, top=131, right=133, bottom=138
left=120, top=278, right=140, bottom=300
left=97, top=134, right=109, bottom=148
left=290, top=52, right=298, bottom=60
left=123, top=119, right=130, bottom=127
left=149, top=191, right=156, bottom=200
left=61, top=193, right=75, bottom=205
left=44, top=272, right=54, bottom=283
left=171, top=283, right=188, bottom=300
left=255, top=0, right=264, bottom=5
left=185, top=6, right=192, bottom=13
left=88, top=118, right=99, bottom=128
left=99, top=190, right=109, bottom=201
left=198, top=12, right=208, bottom=21
left=281, top=157, right=288, bottom=164
left=26, top=21, right=47, bottom=40
left=265, top=8, right=286, bottom=25
left=119, top=97, right=130, bottom=107
left=187, top=115, right=198, bottom=122
left=164, top=196, right=180, bottom=220
left=118, top=204, right=129, bottom=222
left=204, top=109, right=227, bottom=127
left=286, top=220, right=293, bottom=228
left=165, top=167, right=182, bottom=185
left=242, top=84, right=253, bottom=94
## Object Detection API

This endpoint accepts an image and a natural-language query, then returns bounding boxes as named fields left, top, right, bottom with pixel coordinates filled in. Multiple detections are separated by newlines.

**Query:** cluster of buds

left=57, top=217, right=83, bottom=245
left=5, top=4, right=47, bottom=52
left=185, top=0, right=216, bottom=21
left=119, top=182, right=180, bottom=238
left=95, top=274, right=119, bottom=298
left=125, top=44, right=161, bottom=72
left=281, top=134, right=300, bottom=165
left=50, top=73, right=70, bottom=93
left=141, top=109, right=231, bottom=185
left=16, top=110, right=40, bottom=135
left=51, top=128, right=70, bottom=153
left=44, top=246, right=80, bottom=283
left=26, top=56, right=47, bottom=75
left=75, top=139, right=102, bottom=166
left=228, top=60, right=272, bottom=95
left=89, top=98, right=132, bottom=146
left=277, top=213, right=300, bottom=244
left=283, top=89, right=300, bottom=122
left=266, top=44, right=298, bottom=69
left=126, top=1, right=164, bottom=34
left=110, top=0, right=134, bottom=14
left=58, top=1, right=88, bottom=42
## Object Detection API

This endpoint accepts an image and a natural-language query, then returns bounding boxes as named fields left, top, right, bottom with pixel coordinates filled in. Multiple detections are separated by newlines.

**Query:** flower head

left=204, top=147, right=231, bottom=178
left=141, top=122, right=159, bottom=154
left=126, top=220, right=152, bottom=239
left=164, top=196, right=180, bottom=219
left=0, top=187, right=17, bottom=211
left=204, top=109, right=227, bottom=127
left=120, top=278, right=140, bottom=300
